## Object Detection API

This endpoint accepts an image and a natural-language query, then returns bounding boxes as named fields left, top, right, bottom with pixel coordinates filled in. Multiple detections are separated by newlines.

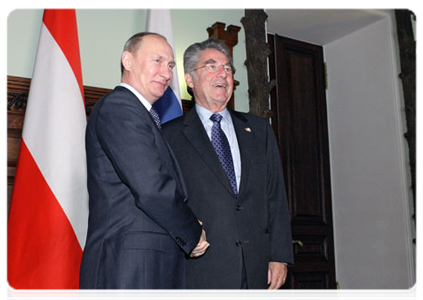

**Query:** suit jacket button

left=236, top=205, right=243, bottom=211
left=235, top=241, right=242, bottom=247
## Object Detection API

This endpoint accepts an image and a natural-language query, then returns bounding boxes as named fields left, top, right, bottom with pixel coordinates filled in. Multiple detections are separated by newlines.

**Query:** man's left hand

left=267, top=262, right=288, bottom=289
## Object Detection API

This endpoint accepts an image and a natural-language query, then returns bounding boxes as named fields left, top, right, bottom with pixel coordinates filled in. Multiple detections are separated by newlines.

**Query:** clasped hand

left=190, top=221, right=210, bottom=258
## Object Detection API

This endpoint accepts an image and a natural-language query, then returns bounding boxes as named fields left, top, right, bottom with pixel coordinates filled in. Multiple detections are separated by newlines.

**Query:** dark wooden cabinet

left=268, top=34, right=337, bottom=289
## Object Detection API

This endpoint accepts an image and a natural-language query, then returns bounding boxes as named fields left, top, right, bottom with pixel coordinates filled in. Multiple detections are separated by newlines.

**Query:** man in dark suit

left=79, top=32, right=209, bottom=289
left=163, top=38, right=294, bottom=289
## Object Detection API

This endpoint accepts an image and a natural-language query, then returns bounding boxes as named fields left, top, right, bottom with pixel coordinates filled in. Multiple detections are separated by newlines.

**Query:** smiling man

left=79, top=32, right=209, bottom=289
left=162, top=38, right=294, bottom=289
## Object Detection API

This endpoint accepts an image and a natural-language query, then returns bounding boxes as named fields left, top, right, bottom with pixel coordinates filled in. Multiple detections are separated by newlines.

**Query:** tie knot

left=210, top=113, right=223, bottom=123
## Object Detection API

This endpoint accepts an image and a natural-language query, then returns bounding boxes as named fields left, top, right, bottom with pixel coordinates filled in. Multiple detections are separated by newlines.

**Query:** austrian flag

left=7, top=9, right=89, bottom=289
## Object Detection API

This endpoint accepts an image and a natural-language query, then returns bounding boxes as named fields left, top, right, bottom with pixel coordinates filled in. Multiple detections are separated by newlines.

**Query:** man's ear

left=121, top=51, right=132, bottom=71
left=185, top=73, right=194, bottom=88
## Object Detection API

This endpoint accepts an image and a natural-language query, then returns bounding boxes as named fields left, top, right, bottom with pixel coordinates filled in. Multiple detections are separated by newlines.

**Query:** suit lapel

left=182, top=109, right=236, bottom=196
left=230, top=110, right=253, bottom=197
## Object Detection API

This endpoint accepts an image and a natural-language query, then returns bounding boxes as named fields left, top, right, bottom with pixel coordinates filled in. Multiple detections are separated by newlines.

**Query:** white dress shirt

left=195, top=104, right=241, bottom=191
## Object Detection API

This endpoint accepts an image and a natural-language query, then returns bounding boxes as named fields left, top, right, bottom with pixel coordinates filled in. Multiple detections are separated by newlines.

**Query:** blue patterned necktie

left=210, top=113, right=238, bottom=196
left=149, top=107, right=162, bottom=130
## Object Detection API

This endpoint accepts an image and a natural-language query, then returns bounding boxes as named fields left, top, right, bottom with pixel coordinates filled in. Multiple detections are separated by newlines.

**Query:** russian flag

left=146, top=9, right=183, bottom=123
left=7, top=9, right=89, bottom=289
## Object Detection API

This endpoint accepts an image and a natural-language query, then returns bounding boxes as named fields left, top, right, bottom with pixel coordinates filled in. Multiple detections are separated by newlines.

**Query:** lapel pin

left=245, top=127, right=252, bottom=132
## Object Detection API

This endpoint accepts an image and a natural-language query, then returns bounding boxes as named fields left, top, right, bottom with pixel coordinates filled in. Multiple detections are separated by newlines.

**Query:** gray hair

left=183, top=38, right=234, bottom=77
left=120, top=32, right=167, bottom=75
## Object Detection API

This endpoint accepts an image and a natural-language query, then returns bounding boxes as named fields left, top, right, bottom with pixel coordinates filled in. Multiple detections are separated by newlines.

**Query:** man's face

left=122, top=35, right=175, bottom=104
left=186, top=49, right=234, bottom=112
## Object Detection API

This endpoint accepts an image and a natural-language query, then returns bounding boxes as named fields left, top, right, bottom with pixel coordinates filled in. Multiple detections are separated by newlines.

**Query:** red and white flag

left=7, top=9, right=88, bottom=289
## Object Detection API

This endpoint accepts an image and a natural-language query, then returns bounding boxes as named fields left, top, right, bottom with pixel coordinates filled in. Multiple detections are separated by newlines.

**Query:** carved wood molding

left=7, top=75, right=113, bottom=117
left=395, top=8, right=420, bottom=291
left=241, top=9, right=275, bottom=119
left=207, top=22, right=241, bottom=58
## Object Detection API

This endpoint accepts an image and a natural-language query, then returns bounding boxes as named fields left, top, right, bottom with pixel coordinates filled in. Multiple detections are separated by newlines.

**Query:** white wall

left=324, top=15, right=414, bottom=288
left=7, top=9, right=249, bottom=112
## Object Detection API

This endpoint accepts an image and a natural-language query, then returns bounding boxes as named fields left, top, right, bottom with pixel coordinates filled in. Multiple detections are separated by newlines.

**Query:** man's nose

left=161, top=64, right=173, bottom=81
left=216, top=65, right=228, bottom=78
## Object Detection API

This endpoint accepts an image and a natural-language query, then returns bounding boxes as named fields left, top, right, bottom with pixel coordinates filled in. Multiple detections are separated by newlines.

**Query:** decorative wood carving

left=395, top=10, right=416, bottom=220
left=7, top=76, right=113, bottom=117
left=207, top=22, right=241, bottom=57
left=241, top=9, right=275, bottom=119
left=207, top=22, right=241, bottom=110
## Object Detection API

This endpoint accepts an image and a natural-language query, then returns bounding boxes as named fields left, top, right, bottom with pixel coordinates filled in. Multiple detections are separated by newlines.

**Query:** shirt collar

left=119, top=83, right=152, bottom=111
left=195, top=104, right=231, bottom=125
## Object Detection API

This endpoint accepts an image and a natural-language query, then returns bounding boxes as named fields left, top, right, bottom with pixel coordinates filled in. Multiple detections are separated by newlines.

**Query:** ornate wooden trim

left=241, top=9, right=275, bottom=119
left=7, top=75, right=113, bottom=116
left=207, top=22, right=241, bottom=58
left=7, top=76, right=30, bottom=112
left=395, top=8, right=420, bottom=291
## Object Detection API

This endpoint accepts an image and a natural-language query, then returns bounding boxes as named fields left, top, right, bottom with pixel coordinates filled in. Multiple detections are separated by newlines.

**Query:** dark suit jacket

left=162, top=108, right=294, bottom=289
left=79, top=86, right=202, bottom=289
